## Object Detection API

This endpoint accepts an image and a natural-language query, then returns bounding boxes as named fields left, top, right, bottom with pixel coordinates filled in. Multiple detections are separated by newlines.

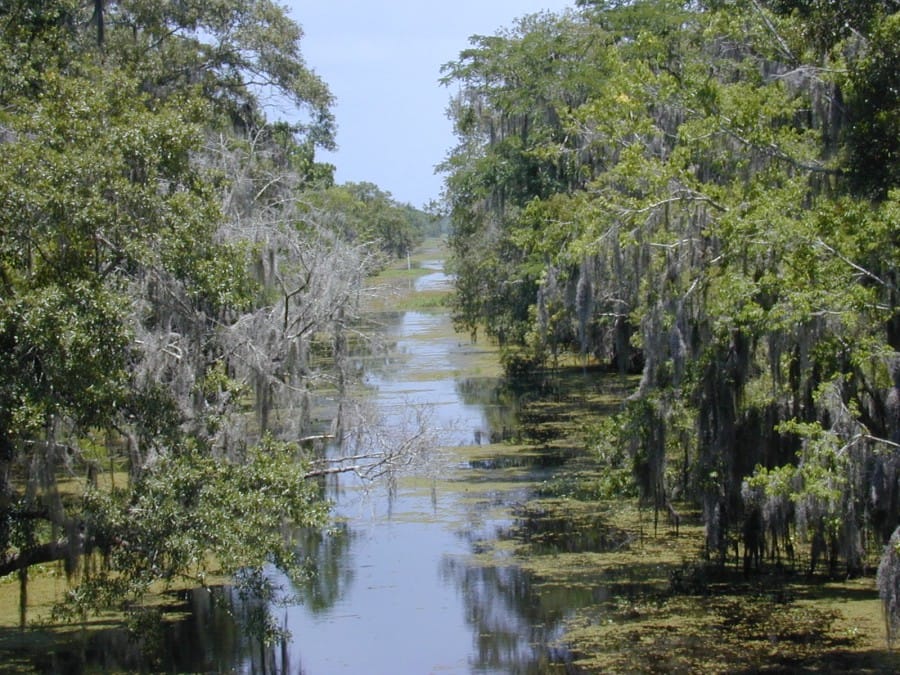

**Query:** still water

left=19, top=261, right=587, bottom=674
left=268, top=263, right=572, bottom=674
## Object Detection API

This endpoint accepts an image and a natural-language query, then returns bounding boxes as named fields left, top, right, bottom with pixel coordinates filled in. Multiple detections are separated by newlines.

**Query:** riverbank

left=369, top=240, right=899, bottom=673
left=468, top=417, right=898, bottom=672
left=452, top=375, right=896, bottom=672
left=453, top=367, right=896, bottom=672
left=2, top=240, right=896, bottom=673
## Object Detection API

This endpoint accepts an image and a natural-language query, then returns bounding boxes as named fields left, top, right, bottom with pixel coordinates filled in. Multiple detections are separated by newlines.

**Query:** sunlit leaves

left=72, top=437, right=326, bottom=610
left=300, top=182, right=426, bottom=258
left=442, top=0, right=900, bottom=576
left=0, top=66, right=212, bottom=287
left=0, top=0, right=348, bottom=623
left=98, top=0, right=335, bottom=147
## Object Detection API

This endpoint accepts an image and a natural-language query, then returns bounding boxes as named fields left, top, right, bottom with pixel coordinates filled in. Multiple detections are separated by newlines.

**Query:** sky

left=284, top=1, right=576, bottom=209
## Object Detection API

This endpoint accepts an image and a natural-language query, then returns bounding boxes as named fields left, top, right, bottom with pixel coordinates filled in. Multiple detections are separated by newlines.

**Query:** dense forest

left=440, top=0, right=900, bottom=633
left=0, top=0, right=434, bottom=631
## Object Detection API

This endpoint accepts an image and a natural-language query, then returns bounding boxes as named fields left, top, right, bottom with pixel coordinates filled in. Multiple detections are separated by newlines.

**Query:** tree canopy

left=441, top=0, right=899, bottom=581
left=0, top=0, right=427, bottom=631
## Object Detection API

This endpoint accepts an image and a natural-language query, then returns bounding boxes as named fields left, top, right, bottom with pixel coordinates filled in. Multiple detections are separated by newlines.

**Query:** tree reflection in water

left=440, top=556, right=588, bottom=674
left=290, top=521, right=355, bottom=614
left=13, top=585, right=272, bottom=674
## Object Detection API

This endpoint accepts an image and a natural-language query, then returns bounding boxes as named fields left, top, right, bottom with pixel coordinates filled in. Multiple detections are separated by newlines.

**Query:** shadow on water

left=439, top=557, right=588, bottom=674
left=459, top=367, right=632, bottom=447
left=0, top=586, right=275, bottom=674
left=506, top=502, right=633, bottom=555
left=467, top=451, right=571, bottom=472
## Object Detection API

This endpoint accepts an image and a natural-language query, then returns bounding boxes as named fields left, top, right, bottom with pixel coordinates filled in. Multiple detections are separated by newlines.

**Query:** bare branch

left=814, top=239, right=896, bottom=291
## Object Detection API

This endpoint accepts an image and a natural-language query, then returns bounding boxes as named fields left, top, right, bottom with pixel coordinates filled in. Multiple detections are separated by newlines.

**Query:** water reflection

left=9, top=259, right=621, bottom=674
left=172, top=586, right=275, bottom=674
left=11, top=586, right=265, bottom=674
left=263, top=301, right=594, bottom=674
left=264, top=303, right=621, bottom=673
left=456, top=376, right=521, bottom=444
left=363, top=310, right=505, bottom=446
left=413, top=260, right=451, bottom=292
left=291, top=522, right=354, bottom=613
left=439, top=558, right=583, bottom=674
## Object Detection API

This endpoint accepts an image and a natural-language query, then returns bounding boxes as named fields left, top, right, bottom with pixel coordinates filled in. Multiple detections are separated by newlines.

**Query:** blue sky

left=285, top=1, right=575, bottom=208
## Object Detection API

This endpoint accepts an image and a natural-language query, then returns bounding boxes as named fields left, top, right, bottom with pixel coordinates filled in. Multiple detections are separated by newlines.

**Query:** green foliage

left=0, top=41, right=218, bottom=447
left=764, top=0, right=897, bottom=54
left=843, top=10, right=900, bottom=197
left=583, top=418, right=640, bottom=500
left=78, top=438, right=326, bottom=602
left=97, top=0, right=335, bottom=146
left=441, top=0, right=900, bottom=576
left=0, top=0, right=369, bottom=629
left=300, top=182, right=430, bottom=258
left=1, top=282, right=131, bottom=436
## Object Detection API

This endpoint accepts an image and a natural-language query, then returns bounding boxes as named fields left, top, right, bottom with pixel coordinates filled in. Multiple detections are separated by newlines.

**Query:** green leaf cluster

left=0, top=0, right=365, bottom=627
left=441, top=0, right=900, bottom=574
left=300, top=182, right=431, bottom=259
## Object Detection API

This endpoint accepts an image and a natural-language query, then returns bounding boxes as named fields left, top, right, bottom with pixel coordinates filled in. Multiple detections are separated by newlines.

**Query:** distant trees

left=441, top=0, right=899, bottom=579
left=0, top=0, right=427, bottom=627
left=300, top=181, right=431, bottom=258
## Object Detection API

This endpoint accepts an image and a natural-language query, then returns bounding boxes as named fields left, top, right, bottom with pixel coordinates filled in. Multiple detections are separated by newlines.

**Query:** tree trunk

left=0, top=538, right=74, bottom=578
left=94, top=0, right=104, bottom=46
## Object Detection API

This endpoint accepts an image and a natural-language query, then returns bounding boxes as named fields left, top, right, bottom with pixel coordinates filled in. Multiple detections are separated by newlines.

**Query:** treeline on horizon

left=439, top=0, right=899, bottom=595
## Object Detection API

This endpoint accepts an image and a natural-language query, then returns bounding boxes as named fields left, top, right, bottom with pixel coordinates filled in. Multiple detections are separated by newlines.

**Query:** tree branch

left=0, top=538, right=76, bottom=578
left=814, top=239, right=896, bottom=291
left=749, top=0, right=797, bottom=64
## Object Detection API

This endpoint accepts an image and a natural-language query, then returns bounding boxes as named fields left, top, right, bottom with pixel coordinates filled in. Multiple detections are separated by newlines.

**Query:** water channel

left=13, top=259, right=604, bottom=673
left=271, top=261, right=573, bottom=674
left=16, top=256, right=889, bottom=674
